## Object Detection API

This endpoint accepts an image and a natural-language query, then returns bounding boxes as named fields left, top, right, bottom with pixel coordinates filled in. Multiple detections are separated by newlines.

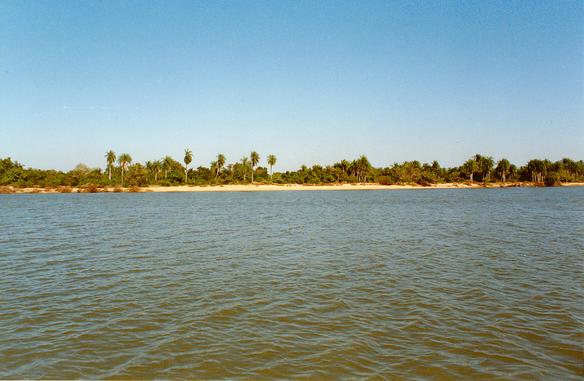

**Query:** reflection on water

left=1, top=188, right=583, bottom=379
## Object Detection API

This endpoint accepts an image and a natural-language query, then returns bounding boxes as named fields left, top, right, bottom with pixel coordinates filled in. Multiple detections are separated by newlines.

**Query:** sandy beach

left=147, top=183, right=483, bottom=192
left=3, top=182, right=584, bottom=194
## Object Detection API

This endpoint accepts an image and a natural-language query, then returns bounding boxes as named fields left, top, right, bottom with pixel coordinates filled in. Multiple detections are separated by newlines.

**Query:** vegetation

left=495, top=159, right=511, bottom=183
left=184, top=149, right=192, bottom=183
left=0, top=154, right=583, bottom=189
left=267, top=154, right=277, bottom=181
left=214, top=154, right=226, bottom=181
left=117, top=153, right=132, bottom=187
left=250, top=151, right=260, bottom=183
left=240, top=157, right=249, bottom=182
left=105, top=150, right=116, bottom=181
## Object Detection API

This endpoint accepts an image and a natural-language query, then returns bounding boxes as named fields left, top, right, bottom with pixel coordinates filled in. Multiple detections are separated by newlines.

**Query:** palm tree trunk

left=251, top=165, right=254, bottom=183
left=270, top=165, right=273, bottom=181
left=121, top=169, right=124, bottom=187
left=108, top=166, right=112, bottom=181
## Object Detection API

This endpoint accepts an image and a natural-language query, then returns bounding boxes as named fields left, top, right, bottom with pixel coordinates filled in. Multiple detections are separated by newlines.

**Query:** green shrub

left=544, top=173, right=561, bottom=187
left=80, top=183, right=98, bottom=193
left=377, top=176, right=393, bottom=185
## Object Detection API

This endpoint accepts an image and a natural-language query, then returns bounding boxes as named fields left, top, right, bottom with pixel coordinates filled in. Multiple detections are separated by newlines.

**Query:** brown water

left=1, top=188, right=583, bottom=379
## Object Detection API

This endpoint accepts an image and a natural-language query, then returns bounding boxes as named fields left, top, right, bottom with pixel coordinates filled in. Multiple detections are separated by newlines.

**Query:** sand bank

left=146, top=183, right=479, bottom=192
left=3, top=182, right=583, bottom=194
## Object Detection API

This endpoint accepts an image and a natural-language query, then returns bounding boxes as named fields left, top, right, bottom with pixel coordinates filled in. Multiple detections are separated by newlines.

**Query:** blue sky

left=1, top=0, right=582, bottom=171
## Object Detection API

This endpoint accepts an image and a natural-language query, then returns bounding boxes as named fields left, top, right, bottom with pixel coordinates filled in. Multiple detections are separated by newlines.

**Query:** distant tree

left=126, top=163, right=149, bottom=187
left=356, top=155, right=371, bottom=182
left=146, top=160, right=154, bottom=178
left=216, top=154, right=226, bottom=179
left=509, top=164, right=518, bottom=181
left=69, top=164, right=91, bottom=186
left=117, top=153, right=132, bottom=187
left=338, top=159, right=350, bottom=178
left=250, top=151, right=260, bottom=183
left=526, top=159, right=546, bottom=183
left=105, top=150, right=116, bottom=182
left=472, top=154, right=494, bottom=182
left=6, top=149, right=584, bottom=189
left=153, top=160, right=162, bottom=182
left=462, top=158, right=478, bottom=182
left=495, top=159, right=511, bottom=182
left=485, top=157, right=494, bottom=180
left=561, top=158, right=577, bottom=179
left=184, top=149, right=193, bottom=182
left=240, top=157, right=249, bottom=182
left=210, top=160, right=217, bottom=179
left=163, top=156, right=173, bottom=179
left=146, top=160, right=163, bottom=182
left=267, top=154, right=277, bottom=181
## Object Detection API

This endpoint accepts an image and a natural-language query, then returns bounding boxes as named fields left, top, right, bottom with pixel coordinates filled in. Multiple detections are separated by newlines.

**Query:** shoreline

left=2, top=182, right=584, bottom=194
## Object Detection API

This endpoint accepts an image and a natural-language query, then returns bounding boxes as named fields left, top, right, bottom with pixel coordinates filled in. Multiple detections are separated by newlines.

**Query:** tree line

left=1, top=152, right=583, bottom=189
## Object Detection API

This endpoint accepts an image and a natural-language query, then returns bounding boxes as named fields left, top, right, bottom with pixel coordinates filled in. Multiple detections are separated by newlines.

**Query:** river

left=1, top=188, right=582, bottom=379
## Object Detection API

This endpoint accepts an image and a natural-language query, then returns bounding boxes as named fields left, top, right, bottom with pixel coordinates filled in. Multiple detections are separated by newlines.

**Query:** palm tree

left=562, top=158, right=577, bottom=179
left=496, top=159, right=511, bottom=182
left=250, top=151, right=260, bottom=183
left=527, top=159, right=546, bottom=183
left=210, top=161, right=217, bottom=179
left=184, top=149, right=192, bottom=183
left=267, top=154, right=277, bottom=181
left=105, top=150, right=116, bottom=181
left=241, top=156, right=249, bottom=181
left=474, top=154, right=494, bottom=182
left=334, top=159, right=351, bottom=181
left=462, top=158, right=478, bottom=182
left=153, top=160, right=162, bottom=182
left=146, top=160, right=162, bottom=182
left=356, top=155, right=371, bottom=182
left=146, top=160, right=155, bottom=181
left=163, top=156, right=173, bottom=179
left=216, top=154, right=226, bottom=179
left=117, top=153, right=132, bottom=187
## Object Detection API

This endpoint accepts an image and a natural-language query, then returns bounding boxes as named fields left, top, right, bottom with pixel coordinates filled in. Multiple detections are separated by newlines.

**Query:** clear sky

left=1, top=0, right=582, bottom=171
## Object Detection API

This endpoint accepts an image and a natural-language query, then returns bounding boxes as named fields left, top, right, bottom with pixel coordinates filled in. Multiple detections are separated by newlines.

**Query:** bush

left=156, top=179, right=172, bottom=187
left=58, top=186, right=72, bottom=193
left=113, top=187, right=124, bottom=193
left=81, top=184, right=98, bottom=193
left=417, top=179, right=432, bottom=187
left=377, top=176, right=393, bottom=185
left=545, top=173, right=561, bottom=187
left=129, top=186, right=140, bottom=192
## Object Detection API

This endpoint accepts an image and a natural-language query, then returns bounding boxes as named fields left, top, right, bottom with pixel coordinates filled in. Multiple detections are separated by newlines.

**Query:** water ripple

left=1, top=188, right=583, bottom=379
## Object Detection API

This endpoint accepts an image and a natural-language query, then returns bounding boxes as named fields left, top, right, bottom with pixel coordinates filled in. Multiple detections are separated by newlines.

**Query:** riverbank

left=2, top=182, right=584, bottom=194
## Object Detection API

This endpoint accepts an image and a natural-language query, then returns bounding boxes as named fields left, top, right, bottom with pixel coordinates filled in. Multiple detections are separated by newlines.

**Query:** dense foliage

left=1, top=153, right=583, bottom=188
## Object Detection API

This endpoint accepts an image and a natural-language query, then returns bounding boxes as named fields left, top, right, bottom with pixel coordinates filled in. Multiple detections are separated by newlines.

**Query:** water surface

left=1, top=188, right=583, bottom=379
